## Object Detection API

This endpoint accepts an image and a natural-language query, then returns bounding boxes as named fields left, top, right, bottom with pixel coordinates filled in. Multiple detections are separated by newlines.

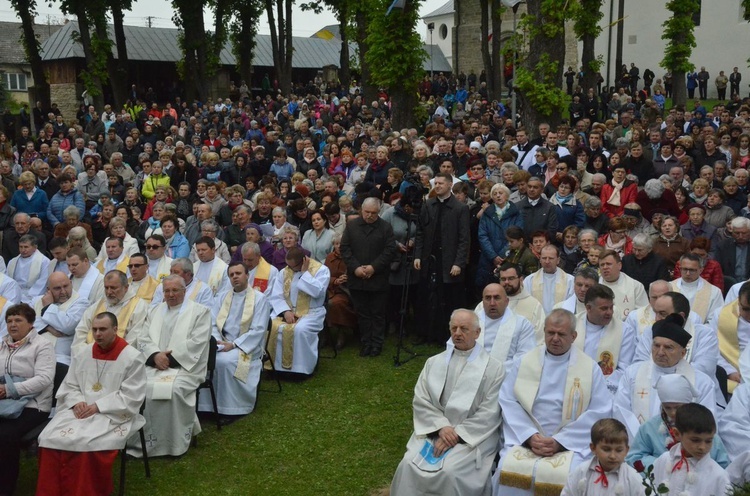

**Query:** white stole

left=632, top=360, right=696, bottom=425
left=8, top=251, right=44, bottom=289
left=474, top=303, right=517, bottom=364
left=75, top=267, right=100, bottom=300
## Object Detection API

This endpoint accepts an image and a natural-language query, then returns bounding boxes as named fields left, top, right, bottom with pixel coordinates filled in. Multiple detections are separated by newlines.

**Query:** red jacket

left=597, top=234, right=634, bottom=256
left=673, top=258, right=724, bottom=292
left=600, top=180, right=638, bottom=218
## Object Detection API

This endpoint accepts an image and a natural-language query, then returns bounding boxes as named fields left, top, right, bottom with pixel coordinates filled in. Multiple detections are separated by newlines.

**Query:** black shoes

left=359, top=346, right=371, bottom=357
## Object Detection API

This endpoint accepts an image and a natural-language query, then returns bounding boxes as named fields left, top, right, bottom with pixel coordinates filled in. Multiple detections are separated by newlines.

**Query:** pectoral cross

left=637, top=388, right=648, bottom=399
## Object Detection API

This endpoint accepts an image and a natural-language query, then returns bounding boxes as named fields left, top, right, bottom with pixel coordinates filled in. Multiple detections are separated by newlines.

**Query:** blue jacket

left=549, top=195, right=585, bottom=231
left=47, top=188, right=85, bottom=226
left=166, top=232, right=190, bottom=259
left=476, top=202, right=524, bottom=287
left=10, top=188, right=49, bottom=222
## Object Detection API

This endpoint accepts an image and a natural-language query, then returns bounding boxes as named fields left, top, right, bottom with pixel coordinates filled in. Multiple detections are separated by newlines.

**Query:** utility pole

left=146, top=16, right=154, bottom=28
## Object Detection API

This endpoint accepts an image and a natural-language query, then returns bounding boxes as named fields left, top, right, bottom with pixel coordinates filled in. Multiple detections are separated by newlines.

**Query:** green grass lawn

left=17, top=337, right=445, bottom=495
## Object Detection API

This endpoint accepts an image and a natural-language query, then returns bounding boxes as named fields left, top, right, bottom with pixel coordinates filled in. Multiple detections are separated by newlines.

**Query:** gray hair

left=63, top=205, right=81, bottom=219
left=449, top=308, right=480, bottom=331
left=545, top=308, right=576, bottom=334
left=362, top=197, right=382, bottom=211
left=490, top=183, right=511, bottom=197
left=644, top=179, right=665, bottom=200
left=416, top=165, right=433, bottom=178
left=573, top=267, right=599, bottom=282
left=272, top=206, right=286, bottom=218
left=19, top=234, right=38, bottom=246
left=649, top=279, right=671, bottom=295
left=730, top=217, right=750, bottom=230
left=170, top=257, right=194, bottom=274
left=281, top=225, right=300, bottom=240
left=14, top=212, right=30, bottom=223
left=162, top=274, right=186, bottom=289
left=584, top=197, right=602, bottom=210
left=699, top=165, right=714, bottom=174
left=500, top=162, right=518, bottom=174
left=632, top=233, right=654, bottom=250
left=591, top=173, right=607, bottom=184
left=200, top=219, right=220, bottom=232
left=236, top=204, right=252, bottom=216
left=104, top=270, right=129, bottom=287
left=578, top=228, right=599, bottom=241
left=240, top=241, right=261, bottom=257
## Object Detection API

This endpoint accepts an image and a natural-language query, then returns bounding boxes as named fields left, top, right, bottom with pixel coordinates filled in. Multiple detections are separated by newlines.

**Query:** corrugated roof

left=40, top=21, right=451, bottom=73
left=0, top=21, right=64, bottom=65
left=422, top=0, right=454, bottom=19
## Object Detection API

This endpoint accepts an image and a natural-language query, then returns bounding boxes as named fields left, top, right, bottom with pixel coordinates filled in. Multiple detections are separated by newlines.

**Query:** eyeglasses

left=556, top=167, right=566, bottom=171
left=127, top=263, right=146, bottom=268
left=145, top=244, right=163, bottom=250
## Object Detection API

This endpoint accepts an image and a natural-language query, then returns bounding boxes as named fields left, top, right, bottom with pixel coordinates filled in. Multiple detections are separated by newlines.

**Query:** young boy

left=627, top=374, right=730, bottom=470
left=576, top=244, right=604, bottom=275
left=503, top=226, right=539, bottom=277
left=561, top=418, right=644, bottom=496
left=652, top=403, right=730, bottom=496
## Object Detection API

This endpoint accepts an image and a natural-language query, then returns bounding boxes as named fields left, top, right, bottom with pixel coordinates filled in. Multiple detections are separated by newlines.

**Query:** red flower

left=633, top=460, right=645, bottom=473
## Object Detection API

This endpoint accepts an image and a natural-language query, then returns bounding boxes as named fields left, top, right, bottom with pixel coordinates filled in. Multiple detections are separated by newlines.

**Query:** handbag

left=0, top=374, right=37, bottom=419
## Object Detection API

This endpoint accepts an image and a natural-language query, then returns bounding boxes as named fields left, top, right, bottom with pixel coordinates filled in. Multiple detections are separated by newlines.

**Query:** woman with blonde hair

left=67, top=225, right=97, bottom=260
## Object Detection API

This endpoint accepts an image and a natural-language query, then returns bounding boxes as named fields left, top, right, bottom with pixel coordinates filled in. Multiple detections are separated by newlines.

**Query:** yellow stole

left=188, top=280, right=204, bottom=300
left=718, top=301, right=741, bottom=393
left=574, top=315, right=623, bottom=377
left=671, top=280, right=712, bottom=322
left=501, top=346, right=594, bottom=496
left=215, top=289, right=257, bottom=382
left=85, top=296, right=141, bottom=343
left=96, top=255, right=130, bottom=275
left=0, top=295, right=7, bottom=316
left=252, top=258, right=272, bottom=293
left=266, top=259, right=322, bottom=370
left=131, top=276, right=159, bottom=302
left=531, top=269, right=568, bottom=306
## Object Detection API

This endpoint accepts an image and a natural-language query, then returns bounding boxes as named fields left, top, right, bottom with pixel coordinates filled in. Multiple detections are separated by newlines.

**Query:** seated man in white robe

left=198, top=262, right=269, bottom=419
left=492, top=309, right=612, bottom=496
left=7, top=234, right=49, bottom=304
left=145, top=234, right=173, bottom=281
left=189, top=219, right=232, bottom=264
left=719, top=353, right=750, bottom=460
left=671, top=252, right=723, bottom=324
left=574, top=284, right=636, bottom=394
left=36, top=312, right=146, bottom=496
left=47, top=237, right=70, bottom=277
left=391, top=309, right=505, bottom=496
left=127, top=253, right=160, bottom=303
left=555, top=267, right=599, bottom=317
left=598, top=250, right=648, bottom=321
left=241, top=241, right=278, bottom=295
left=710, top=281, right=750, bottom=394
left=268, top=246, right=330, bottom=375
left=193, top=236, right=230, bottom=296
left=523, top=245, right=574, bottom=314
left=67, top=247, right=104, bottom=303
left=0, top=270, right=21, bottom=337
left=472, top=282, right=536, bottom=367
left=623, top=280, right=670, bottom=337
left=498, top=263, right=545, bottom=337
left=94, top=237, right=130, bottom=275
left=614, top=314, right=718, bottom=439
left=32, top=272, right=89, bottom=365
left=73, top=270, right=149, bottom=351
left=150, top=257, right=214, bottom=308
left=128, top=275, right=212, bottom=457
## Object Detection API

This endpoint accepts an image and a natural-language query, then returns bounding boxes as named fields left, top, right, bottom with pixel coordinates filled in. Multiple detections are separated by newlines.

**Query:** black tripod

left=393, top=213, right=420, bottom=367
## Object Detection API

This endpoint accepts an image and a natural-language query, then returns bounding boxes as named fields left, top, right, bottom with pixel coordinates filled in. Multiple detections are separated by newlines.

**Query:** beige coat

left=0, top=330, right=55, bottom=412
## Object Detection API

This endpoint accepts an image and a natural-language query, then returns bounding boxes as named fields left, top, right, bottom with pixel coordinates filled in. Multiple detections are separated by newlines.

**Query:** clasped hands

left=354, top=265, right=374, bottom=279
left=527, top=433, right=562, bottom=457
left=432, top=426, right=460, bottom=457
left=72, top=401, right=99, bottom=419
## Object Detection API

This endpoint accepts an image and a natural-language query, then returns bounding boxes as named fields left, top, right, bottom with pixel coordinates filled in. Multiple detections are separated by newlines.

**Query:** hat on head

left=469, top=141, right=482, bottom=150
left=652, top=313, right=691, bottom=348
left=655, top=374, right=698, bottom=404
left=244, top=222, right=261, bottom=232
left=295, top=184, right=309, bottom=197
left=623, top=207, right=641, bottom=218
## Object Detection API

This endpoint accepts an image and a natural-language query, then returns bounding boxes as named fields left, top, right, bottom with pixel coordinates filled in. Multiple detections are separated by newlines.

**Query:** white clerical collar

left=528, top=198, right=540, bottom=206
left=543, top=270, right=557, bottom=277
left=234, top=288, right=248, bottom=297
left=585, top=318, right=605, bottom=331
left=444, top=341, right=482, bottom=364
left=545, top=348, right=571, bottom=362
left=681, top=278, right=699, bottom=288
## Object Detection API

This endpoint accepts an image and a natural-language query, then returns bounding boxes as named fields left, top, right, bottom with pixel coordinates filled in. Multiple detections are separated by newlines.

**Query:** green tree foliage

left=365, top=0, right=426, bottom=128
left=301, top=0, right=352, bottom=87
left=660, top=0, right=699, bottom=107
left=572, top=0, right=604, bottom=92
left=172, top=0, right=212, bottom=102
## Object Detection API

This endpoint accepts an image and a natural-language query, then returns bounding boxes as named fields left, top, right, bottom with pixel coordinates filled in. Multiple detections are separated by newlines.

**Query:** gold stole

left=97, top=255, right=130, bottom=275
left=718, top=301, right=741, bottom=393
left=500, top=346, right=594, bottom=496
left=252, top=258, right=272, bottom=293
left=531, top=269, right=567, bottom=306
left=0, top=295, right=6, bottom=317
left=574, top=315, right=623, bottom=377
left=633, top=360, right=695, bottom=425
left=85, top=296, right=140, bottom=343
left=132, top=276, right=159, bottom=302
left=189, top=280, right=204, bottom=300
left=215, top=289, right=256, bottom=382
left=671, top=280, right=712, bottom=322
left=266, top=259, right=322, bottom=370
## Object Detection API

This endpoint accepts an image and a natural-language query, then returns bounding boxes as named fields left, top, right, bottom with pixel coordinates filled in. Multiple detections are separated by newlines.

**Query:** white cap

left=655, top=374, right=697, bottom=404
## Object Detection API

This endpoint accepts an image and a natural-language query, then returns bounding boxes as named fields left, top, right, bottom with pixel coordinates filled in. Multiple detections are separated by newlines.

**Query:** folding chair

left=260, top=321, right=282, bottom=393
left=118, top=402, right=150, bottom=496
left=195, top=335, right=221, bottom=431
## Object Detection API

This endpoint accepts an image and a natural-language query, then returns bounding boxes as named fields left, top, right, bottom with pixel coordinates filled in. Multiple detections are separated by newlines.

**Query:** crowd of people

left=2, top=72, right=750, bottom=495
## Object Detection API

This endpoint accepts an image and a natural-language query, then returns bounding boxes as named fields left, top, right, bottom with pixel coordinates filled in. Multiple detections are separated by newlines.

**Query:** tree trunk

left=354, top=6, right=376, bottom=102
left=235, top=0, right=260, bottom=86
left=92, top=11, right=126, bottom=109
left=490, top=0, right=502, bottom=100
left=281, top=0, right=293, bottom=94
left=15, top=0, right=50, bottom=108
left=518, top=0, right=565, bottom=129
left=266, top=0, right=292, bottom=95
left=390, top=84, right=417, bottom=129
left=337, top=5, right=350, bottom=89
left=580, top=32, right=597, bottom=92
left=672, top=69, right=687, bottom=107
left=110, top=2, right=129, bottom=108
left=73, top=5, right=105, bottom=109
left=479, top=0, right=492, bottom=98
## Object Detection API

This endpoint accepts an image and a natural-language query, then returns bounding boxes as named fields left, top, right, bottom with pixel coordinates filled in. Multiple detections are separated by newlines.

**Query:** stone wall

left=50, top=82, right=79, bottom=122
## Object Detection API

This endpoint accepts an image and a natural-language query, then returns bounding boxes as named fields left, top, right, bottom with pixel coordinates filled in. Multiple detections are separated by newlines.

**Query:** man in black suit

left=2, top=212, right=47, bottom=261
left=730, top=67, right=742, bottom=98
left=714, top=217, right=750, bottom=287
left=34, top=161, right=59, bottom=200
left=414, top=173, right=471, bottom=344
left=340, top=197, right=397, bottom=357
left=516, top=176, right=559, bottom=242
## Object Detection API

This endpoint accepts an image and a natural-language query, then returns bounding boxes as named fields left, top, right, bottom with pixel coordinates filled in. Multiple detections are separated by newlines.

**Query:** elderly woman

left=0, top=303, right=55, bottom=495
left=271, top=225, right=311, bottom=270
left=271, top=206, right=291, bottom=244
left=189, top=219, right=231, bottom=263
left=77, top=160, right=108, bottom=208
left=67, top=226, right=98, bottom=261
left=324, top=233, right=358, bottom=350
left=53, top=205, right=94, bottom=242
left=47, top=173, right=85, bottom=227
left=160, top=215, right=190, bottom=259
left=621, top=233, right=671, bottom=291
left=476, top=183, right=523, bottom=288
left=96, top=216, right=140, bottom=261
left=704, top=188, right=736, bottom=228
left=635, top=178, right=680, bottom=222
left=559, top=225, right=583, bottom=274
left=407, top=142, right=434, bottom=174
left=231, top=223, right=275, bottom=264
left=365, top=145, right=394, bottom=186
left=651, top=215, right=691, bottom=273
left=723, top=176, right=747, bottom=215
left=673, top=236, right=724, bottom=292
left=301, top=209, right=334, bottom=262
left=137, top=200, right=166, bottom=247
left=10, top=171, right=49, bottom=222
left=598, top=217, right=634, bottom=258
left=549, top=176, right=585, bottom=240
left=143, top=184, right=173, bottom=220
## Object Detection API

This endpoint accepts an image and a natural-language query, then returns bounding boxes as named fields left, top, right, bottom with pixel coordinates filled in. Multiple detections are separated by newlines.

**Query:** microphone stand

left=393, top=212, right=420, bottom=367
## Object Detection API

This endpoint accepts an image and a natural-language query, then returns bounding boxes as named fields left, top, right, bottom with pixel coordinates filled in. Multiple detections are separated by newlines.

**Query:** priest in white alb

left=671, top=253, right=723, bottom=323
left=128, top=275, right=212, bottom=457
left=491, top=309, right=612, bottom=496
left=150, top=258, right=214, bottom=308
left=36, top=312, right=146, bottom=496
left=94, top=237, right=130, bottom=275
left=32, top=272, right=88, bottom=365
left=193, top=236, right=230, bottom=296
left=7, top=234, right=49, bottom=303
left=523, top=245, right=574, bottom=315
left=623, top=280, right=670, bottom=337
left=0, top=270, right=20, bottom=337
left=498, top=263, right=545, bottom=341
left=554, top=267, right=599, bottom=317
left=710, top=282, right=750, bottom=394
left=574, top=284, right=636, bottom=394
left=127, top=253, right=160, bottom=303
left=472, top=283, right=536, bottom=367
left=66, top=248, right=104, bottom=303
left=145, top=234, right=173, bottom=281
left=198, top=262, right=269, bottom=417
left=241, top=241, right=278, bottom=295
left=598, top=250, right=648, bottom=321
left=390, top=309, right=505, bottom=496
left=268, top=247, right=330, bottom=375
left=614, top=314, right=717, bottom=439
